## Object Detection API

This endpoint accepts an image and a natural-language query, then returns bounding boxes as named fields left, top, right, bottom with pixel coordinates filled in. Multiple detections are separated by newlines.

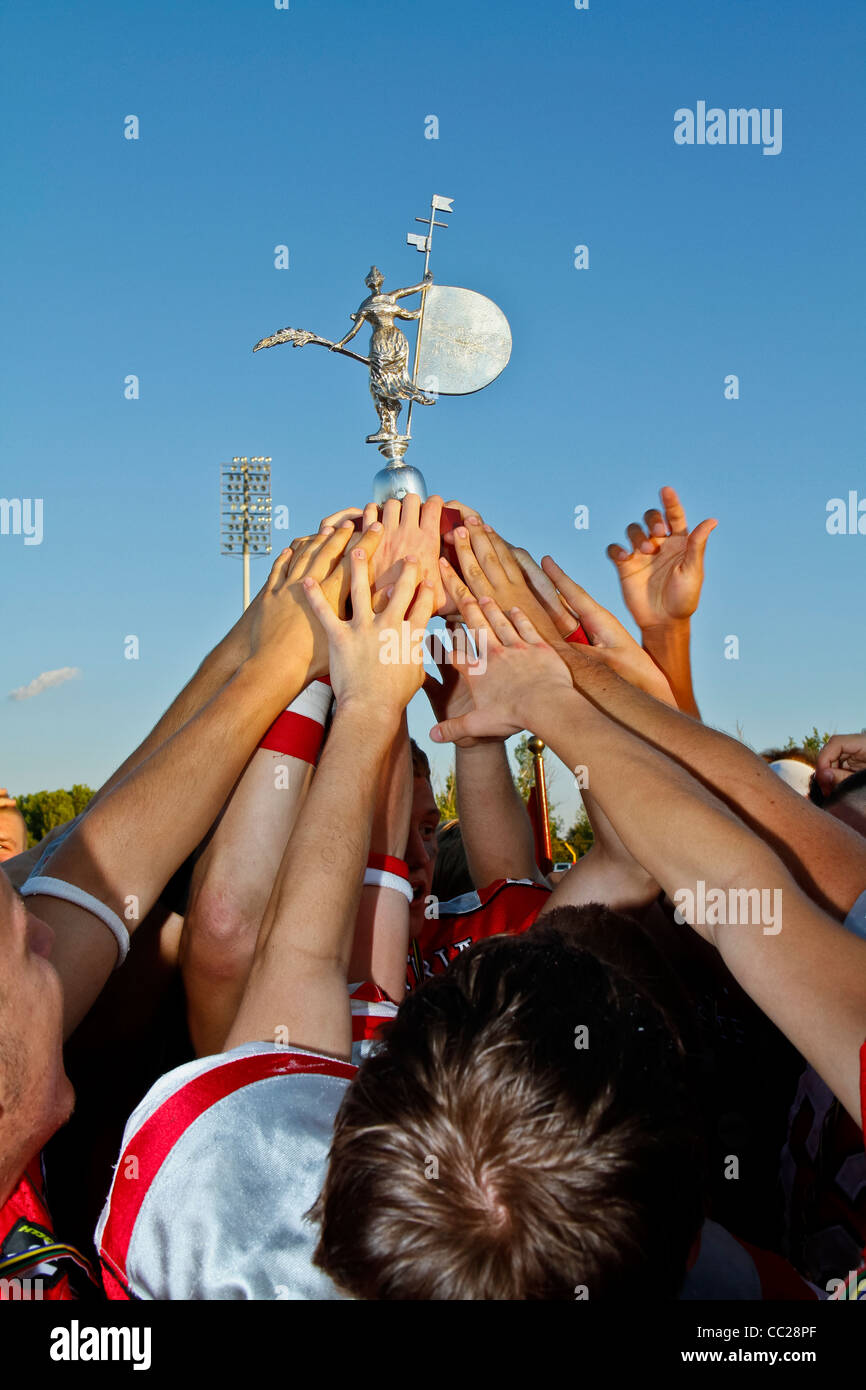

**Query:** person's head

left=760, top=746, right=817, bottom=767
left=313, top=909, right=704, bottom=1299
left=811, top=768, right=866, bottom=839
left=432, top=820, right=474, bottom=902
left=0, top=806, right=28, bottom=863
left=0, top=868, right=73, bottom=1204
left=407, top=741, right=439, bottom=932
left=365, top=266, right=384, bottom=293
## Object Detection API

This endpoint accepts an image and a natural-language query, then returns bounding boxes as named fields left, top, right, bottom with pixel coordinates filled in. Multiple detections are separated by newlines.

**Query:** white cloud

left=8, top=667, right=82, bottom=702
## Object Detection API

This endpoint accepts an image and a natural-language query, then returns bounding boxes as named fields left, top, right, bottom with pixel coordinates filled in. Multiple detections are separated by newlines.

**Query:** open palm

left=607, top=486, right=716, bottom=631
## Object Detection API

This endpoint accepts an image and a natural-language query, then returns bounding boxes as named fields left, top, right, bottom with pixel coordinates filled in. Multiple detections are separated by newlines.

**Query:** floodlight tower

left=220, top=456, right=272, bottom=610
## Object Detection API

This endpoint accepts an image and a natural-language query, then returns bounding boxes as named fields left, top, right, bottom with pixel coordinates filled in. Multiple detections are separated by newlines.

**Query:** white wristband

left=362, top=868, right=414, bottom=903
left=287, top=679, right=333, bottom=723
left=21, top=876, right=131, bottom=968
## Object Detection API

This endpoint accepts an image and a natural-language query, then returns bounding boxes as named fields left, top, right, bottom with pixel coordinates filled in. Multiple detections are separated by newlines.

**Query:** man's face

left=0, top=809, right=27, bottom=863
left=406, top=776, right=440, bottom=934
left=0, top=869, right=72, bottom=1200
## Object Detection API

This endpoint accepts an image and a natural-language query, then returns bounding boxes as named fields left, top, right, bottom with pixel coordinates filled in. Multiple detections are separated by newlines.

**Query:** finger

left=443, top=499, right=483, bottom=525
left=348, top=546, right=374, bottom=622
left=381, top=498, right=401, bottom=530
left=540, top=557, right=608, bottom=636
left=266, top=547, right=293, bottom=591
left=319, top=506, right=362, bottom=531
left=661, top=486, right=688, bottom=536
left=626, top=521, right=656, bottom=555
left=382, top=556, right=423, bottom=625
left=463, top=518, right=508, bottom=585
left=302, top=576, right=343, bottom=636
left=452, top=526, right=494, bottom=598
left=485, top=529, right=523, bottom=582
left=303, top=523, right=358, bottom=580
left=513, top=546, right=574, bottom=616
left=684, top=518, right=717, bottom=571
left=476, top=594, right=521, bottom=645
left=398, top=492, right=421, bottom=530
left=419, top=494, right=444, bottom=540
left=439, top=556, right=498, bottom=638
left=406, top=577, right=436, bottom=631
left=362, top=502, right=379, bottom=530
left=643, top=508, right=667, bottom=538
left=507, top=605, right=551, bottom=647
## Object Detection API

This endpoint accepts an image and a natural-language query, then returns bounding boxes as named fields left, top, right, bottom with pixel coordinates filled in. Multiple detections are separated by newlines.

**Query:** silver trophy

left=253, top=195, right=512, bottom=503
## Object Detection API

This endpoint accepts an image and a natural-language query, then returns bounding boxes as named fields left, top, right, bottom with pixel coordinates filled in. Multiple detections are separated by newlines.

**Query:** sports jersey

left=408, top=877, right=550, bottom=989
left=96, top=984, right=397, bottom=1301
left=0, top=1156, right=96, bottom=1300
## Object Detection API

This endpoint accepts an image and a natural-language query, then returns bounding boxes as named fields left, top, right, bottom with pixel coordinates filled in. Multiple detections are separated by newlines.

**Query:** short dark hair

left=432, top=820, right=474, bottom=900
left=409, top=738, right=431, bottom=782
left=811, top=767, right=866, bottom=812
left=761, top=746, right=816, bottom=767
left=313, top=910, right=704, bottom=1299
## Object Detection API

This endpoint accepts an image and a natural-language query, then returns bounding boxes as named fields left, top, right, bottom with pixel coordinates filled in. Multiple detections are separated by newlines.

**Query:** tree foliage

left=15, top=785, right=95, bottom=847
left=434, top=737, right=595, bottom=865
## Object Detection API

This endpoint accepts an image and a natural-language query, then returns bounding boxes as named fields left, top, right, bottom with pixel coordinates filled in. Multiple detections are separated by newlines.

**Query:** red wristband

left=258, top=679, right=333, bottom=763
left=366, top=853, right=410, bottom=880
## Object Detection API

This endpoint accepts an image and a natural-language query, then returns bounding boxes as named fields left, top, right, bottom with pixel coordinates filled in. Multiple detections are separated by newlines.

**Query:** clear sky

left=1, top=0, right=864, bottom=828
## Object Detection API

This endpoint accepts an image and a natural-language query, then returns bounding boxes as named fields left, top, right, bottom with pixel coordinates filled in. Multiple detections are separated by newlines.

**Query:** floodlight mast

left=220, top=456, right=272, bottom=611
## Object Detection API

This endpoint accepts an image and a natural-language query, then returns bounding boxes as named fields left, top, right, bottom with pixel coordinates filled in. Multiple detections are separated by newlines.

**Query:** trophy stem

left=372, top=438, right=428, bottom=503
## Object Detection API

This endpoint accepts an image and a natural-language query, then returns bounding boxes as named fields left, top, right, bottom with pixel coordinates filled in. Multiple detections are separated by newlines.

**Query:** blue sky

left=1, top=0, right=864, bottom=827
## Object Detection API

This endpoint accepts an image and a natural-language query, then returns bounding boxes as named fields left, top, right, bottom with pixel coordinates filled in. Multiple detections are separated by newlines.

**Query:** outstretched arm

left=224, top=553, right=435, bottom=1058
left=606, top=486, right=716, bottom=718
left=394, top=272, right=433, bottom=300
left=26, top=526, right=382, bottom=1038
left=439, top=523, right=866, bottom=924
left=423, top=642, right=541, bottom=888
left=429, top=594, right=866, bottom=1126
left=334, top=310, right=367, bottom=350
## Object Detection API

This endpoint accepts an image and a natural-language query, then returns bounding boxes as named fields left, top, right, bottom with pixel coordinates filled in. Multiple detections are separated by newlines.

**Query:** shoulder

left=97, top=1043, right=355, bottom=1301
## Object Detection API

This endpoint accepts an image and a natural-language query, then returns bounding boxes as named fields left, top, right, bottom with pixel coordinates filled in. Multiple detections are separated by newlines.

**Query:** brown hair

left=409, top=738, right=431, bottom=781
left=313, top=911, right=704, bottom=1299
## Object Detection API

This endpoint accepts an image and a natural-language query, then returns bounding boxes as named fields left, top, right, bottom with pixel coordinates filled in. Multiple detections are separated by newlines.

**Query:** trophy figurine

left=253, top=195, right=512, bottom=506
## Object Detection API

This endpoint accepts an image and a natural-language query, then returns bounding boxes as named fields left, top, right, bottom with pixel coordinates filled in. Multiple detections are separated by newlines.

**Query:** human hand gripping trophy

left=252, top=195, right=511, bottom=522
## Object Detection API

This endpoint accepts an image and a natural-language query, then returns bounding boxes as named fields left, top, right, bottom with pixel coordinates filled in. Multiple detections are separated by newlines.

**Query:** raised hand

left=540, top=557, right=677, bottom=705
left=367, top=494, right=445, bottom=612
left=816, top=734, right=866, bottom=795
left=304, top=551, right=435, bottom=718
left=606, top=486, right=717, bottom=632
left=445, top=520, right=570, bottom=646
left=430, top=569, right=572, bottom=746
left=249, top=521, right=383, bottom=691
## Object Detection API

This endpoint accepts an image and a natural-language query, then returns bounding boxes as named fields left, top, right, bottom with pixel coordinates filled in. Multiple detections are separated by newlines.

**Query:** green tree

left=433, top=768, right=459, bottom=823
left=785, top=728, right=831, bottom=759
left=16, top=785, right=95, bottom=848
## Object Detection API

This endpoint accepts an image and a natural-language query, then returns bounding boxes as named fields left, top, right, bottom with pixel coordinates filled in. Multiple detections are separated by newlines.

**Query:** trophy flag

left=405, top=194, right=453, bottom=437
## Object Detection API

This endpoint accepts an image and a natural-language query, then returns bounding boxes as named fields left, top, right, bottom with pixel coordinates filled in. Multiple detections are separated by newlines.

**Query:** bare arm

left=224, top=549, right=435, bottom=1058
left=430, top=595, right=866, bottom=1126
left=394, top=274, right=432, bottom=300
left=423, top=650, right=540, bottom=887
left=605, top=487, right=716, bottom=718
left=334, top=311, right=367, bottom=350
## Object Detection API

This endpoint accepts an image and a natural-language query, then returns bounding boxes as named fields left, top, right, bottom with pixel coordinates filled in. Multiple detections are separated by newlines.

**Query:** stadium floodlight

left=220, top=456, right=272, bottom=610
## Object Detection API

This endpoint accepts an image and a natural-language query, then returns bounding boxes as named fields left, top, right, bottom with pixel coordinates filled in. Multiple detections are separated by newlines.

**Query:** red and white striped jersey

left=95, top=983, right=397, bottom=1300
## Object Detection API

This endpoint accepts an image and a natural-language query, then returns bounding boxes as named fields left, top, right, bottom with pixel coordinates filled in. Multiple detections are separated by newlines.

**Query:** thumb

left=685, top=518, right=717, bottom=571
left=431, top=715, right=476, bottom=745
